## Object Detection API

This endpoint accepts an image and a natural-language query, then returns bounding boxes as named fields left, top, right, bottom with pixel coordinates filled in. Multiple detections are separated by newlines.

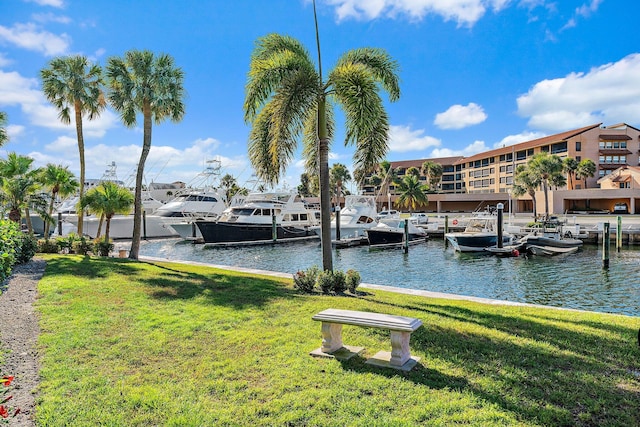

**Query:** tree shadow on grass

left=43, top=255, right=140, bottom=279
left=336, top=299, right=640, bottom=426
left=139, top=260, right=302, bottom=309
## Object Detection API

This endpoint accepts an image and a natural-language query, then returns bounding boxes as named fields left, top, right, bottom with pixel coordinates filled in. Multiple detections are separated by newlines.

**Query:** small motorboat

left=366, top=218, right=427, bottom=248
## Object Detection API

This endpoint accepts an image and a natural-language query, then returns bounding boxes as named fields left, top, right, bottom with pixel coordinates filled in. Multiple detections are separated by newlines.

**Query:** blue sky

left=2, top=0, right=640, bottom=193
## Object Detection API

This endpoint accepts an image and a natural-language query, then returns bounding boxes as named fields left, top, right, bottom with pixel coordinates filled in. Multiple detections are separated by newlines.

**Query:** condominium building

left=362, top=123, right=640, bottom=214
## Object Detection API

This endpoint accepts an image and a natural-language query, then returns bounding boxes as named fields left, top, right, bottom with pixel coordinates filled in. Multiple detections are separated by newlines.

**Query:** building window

left=576, top=141, right=581, bottom=151
left=576, top=156, right=581, bottom=162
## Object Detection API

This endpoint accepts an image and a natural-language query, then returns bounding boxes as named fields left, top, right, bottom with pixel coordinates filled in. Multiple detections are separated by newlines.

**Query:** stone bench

left=310, top=308, right=422, bottom=371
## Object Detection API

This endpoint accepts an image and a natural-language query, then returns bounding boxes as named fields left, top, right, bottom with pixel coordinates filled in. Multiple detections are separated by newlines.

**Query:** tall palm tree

left=395, top=174, right=428, bottom=213
left=40, top=55, right=106, bottom=236
left=562, top=157, right=579, bottom=190
left=527, top=152, right=566, bottom=220
left=106, top=50, right=185, bottom=259
left=576, top=158, right=596, bottom=189
left=0, top=153, right=45, bottom=230
left=39, top=164, right=79, bottom=238
left=79, top=181, right=134, bottom=241
left=421, top=161, right=444, bottom=192
left=512, top=164, right=540, bottom=219
left=244, top=24, right=400, bottom=271
left=0, top=111, right=8, bottom=147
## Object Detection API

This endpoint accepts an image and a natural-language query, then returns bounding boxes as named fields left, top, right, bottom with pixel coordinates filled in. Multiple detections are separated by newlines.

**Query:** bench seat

left=311, top=308, right=422, bottom=371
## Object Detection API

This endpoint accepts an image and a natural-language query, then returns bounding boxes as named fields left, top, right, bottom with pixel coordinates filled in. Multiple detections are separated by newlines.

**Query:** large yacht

left=311, top=195, right=378, bottom=240
left=195, top=191, right=320, bottom=244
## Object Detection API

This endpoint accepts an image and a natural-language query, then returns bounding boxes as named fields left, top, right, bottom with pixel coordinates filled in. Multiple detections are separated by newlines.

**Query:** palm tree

left=562, top=157, right=579, bottom=190
left=79, top=181, right=134, bottom=241
left=421, top=161, right=444, bottom=192
left=244, top=21, right=400, bottom=271
left=40, top=55, right=106, bottom=236
left=0, top=111, right=9, bottom=147
left=39, top=164, right=79, bottom=238
left=511, top=164, right=540, bottom=219
left=106, top=50, right=185, bottom=259
left=395, top=174, right=428, bottom=213
left=527, top=152, right=566, bottom=220
left=0, top=153, right=45, bottom=230
left=576, top=159, right=596, bottom=189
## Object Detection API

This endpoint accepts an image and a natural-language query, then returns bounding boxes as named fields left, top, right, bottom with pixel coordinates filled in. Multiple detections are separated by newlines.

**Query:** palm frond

left=336, top=48, right=401, bottom=101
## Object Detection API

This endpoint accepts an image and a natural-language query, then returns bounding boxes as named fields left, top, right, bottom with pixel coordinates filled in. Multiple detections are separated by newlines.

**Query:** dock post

left=403, top=219, right=409, bottom=253
left=143, top=210, right=147, bottom=240
left=191, top=222, right=197, bottom=238
left=336, top=209, right=341, bottom=241
left=496, top=203, right=504, bottom=248
left=444, top=215, right=449, bottom=249
left=57, top=212, right=62, bottom=236
left=616, top=216, right=622, bottom=252
left=272, top=213, right=277, bottom=242
left=602, top=222, right=610, bottom=269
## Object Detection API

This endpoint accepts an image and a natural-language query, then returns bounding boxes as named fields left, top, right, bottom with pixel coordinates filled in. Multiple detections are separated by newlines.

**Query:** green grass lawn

left=30, top=255, right=640, bottom=426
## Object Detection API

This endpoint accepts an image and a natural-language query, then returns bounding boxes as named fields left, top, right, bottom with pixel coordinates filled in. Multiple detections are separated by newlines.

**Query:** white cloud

left=434, top=102, right=487, bottom=129
left=576, top=0, right=602, bottom=18
left=388, top=124, right=441, bottom=153
left=430, top=140, right=490, bottom=157
left=0, top=53, right=12, bottom=67
left=324, top=0, right=510, bottom=27
left=25, top=0, right=65, bottom=7
left=32, top=13, right=71, bottom=24
left=493, top=131, right=546, bottom=148
left=6, top=124, right=25, bottom=139
left=517, top=53, right=640, bottom=131
left=0, top=22, right=70, bottom=56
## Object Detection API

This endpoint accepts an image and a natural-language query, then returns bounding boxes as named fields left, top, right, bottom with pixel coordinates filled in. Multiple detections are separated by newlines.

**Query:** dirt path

left=0, top=258, right=45, bottom=426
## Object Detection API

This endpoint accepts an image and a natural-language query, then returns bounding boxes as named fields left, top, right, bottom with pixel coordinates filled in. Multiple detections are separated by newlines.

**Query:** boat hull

left=196, top=221, right=314, bottom=244
left=445, top=232, right=498, bottom=252
left=366, top=229, right=425, bottom=247
left=527, top=244, right=580, bottom=256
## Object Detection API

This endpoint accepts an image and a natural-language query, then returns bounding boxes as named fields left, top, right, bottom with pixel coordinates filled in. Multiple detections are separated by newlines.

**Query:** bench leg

left=390, top=331, right=411, bottom=366
left=320, top=322, right=343, bottom=353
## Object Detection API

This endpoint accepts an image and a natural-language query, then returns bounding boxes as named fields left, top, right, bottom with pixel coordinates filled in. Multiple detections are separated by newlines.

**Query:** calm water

left=140, top=238, right=640, bottom=317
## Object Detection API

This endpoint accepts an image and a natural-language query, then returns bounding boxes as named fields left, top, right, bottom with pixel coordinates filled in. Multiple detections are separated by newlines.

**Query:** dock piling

left=603, top=222, right=610, bottom=269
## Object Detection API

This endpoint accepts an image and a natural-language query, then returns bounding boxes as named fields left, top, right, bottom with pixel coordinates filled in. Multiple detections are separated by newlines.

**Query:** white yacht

left=311, top=195, right=378, bottom=240
left=195, top=191, right=320, bottom=244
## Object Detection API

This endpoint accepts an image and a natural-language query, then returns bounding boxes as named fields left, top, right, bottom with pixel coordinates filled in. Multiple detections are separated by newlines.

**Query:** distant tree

left=79, top=181, right=134, bottom=241
left=395, top=174, right=428, bottom=213
left=244, top=26, right=400, bottom=271
left=576, top=158, right=596, bottom=189
left=406, top=166, right=420, bottom=178
left=330, top=163, right=351, bottom=197
left=297, top=172, right=316, bottom=197
left=0, top=111, right=8, bottom=147
left=107, top=50, right=185, bottom=259
left=528, top=152, right=565, bottom=219
left=421, top=161, right=444, bottom=192
left=0, top=153, right=46, bottom=231
left=40, top=55, right=106, bottom=236
left=511, top=164, right=541, bottom=219
left=562, top=157, right=579, bottom=190
left=220, top=173, right=245, bottom=203
left=39, top=164, right=79, bottom=238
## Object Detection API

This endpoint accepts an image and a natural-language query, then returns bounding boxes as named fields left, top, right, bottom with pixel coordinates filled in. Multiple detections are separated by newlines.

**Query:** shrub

left=71, top=236, right=93, bottom=255
left=346, top=269, right=361, bottom=293
left=317, top=270, right=334, bottom=294
left=55, top=234, right=77, bottom=254
left=37, top=239, right=60, bottom=254
left=332, top=269, right=347, bottom=293
left=15, top=233, right=37, bottom=264
left=293, top=265, right=319, bottom=293
left=93, top=237, right=114, bottom=257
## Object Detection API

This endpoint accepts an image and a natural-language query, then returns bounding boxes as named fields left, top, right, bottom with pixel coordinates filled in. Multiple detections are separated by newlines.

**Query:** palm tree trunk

left=129, top=100, right=152, bottom=260
left=75, top=101, right=85, bottom=236
left=45, top=194, right=55, bottom=238
left=543, top=181, right=549, bottom=220
left=24, top=207, right=33, bottom=234
left=105, top=216, right=111, bottom=242
left=317, top=96, right=333, bottom=272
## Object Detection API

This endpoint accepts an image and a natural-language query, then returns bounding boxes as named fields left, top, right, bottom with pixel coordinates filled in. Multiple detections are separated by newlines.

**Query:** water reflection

left=140, top=238, right=640, bottom=316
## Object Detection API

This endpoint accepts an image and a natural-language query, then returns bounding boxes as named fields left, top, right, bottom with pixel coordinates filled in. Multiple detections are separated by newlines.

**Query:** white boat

left=153, top=189, right=228, bottom=240
left=196, top=191, right=320, bottom=244
left=527, top=245, right=580, bottom=256
left=445, top=211, right=513, bottom=252
left=311, top=195, right=378, bottom=240
left=519, top=220, right=583, bottom=255
left=365, top=218, right=427, bottom=248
